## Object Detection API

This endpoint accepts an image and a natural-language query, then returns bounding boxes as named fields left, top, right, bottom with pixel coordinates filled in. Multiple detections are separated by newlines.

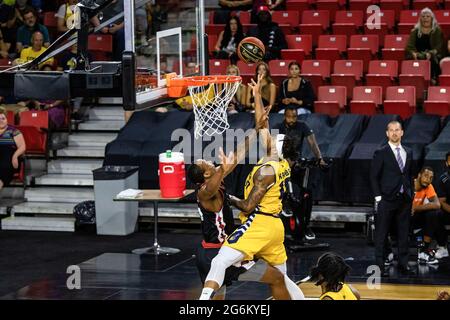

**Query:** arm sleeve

left=55, top=5, right=65, bottom=19
left=426, top=184, right=437, bottom=200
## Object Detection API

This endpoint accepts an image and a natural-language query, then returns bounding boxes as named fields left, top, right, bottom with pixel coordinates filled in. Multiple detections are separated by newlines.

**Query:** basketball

left=237, top=37, right=265, bottom=64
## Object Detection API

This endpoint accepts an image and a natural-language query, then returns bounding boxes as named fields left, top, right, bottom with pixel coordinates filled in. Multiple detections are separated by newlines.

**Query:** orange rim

left=167, top=75, right=242, bottom=87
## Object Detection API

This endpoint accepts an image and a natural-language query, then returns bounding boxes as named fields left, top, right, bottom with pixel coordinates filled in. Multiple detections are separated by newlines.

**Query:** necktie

left=396, top=147, right=404, bottom=193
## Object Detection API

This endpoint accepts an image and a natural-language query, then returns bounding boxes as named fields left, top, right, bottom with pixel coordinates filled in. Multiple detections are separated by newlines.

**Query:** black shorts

left=195, top=244, right=247, bottom=287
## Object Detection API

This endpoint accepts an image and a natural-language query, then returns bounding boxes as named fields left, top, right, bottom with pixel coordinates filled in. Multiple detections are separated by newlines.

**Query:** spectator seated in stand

left=246, top=61, right=276, bottom=110
left=56, top=0, right=79, bottom=34
left=0, top=29, right=11, bottom=59
left=277, top=61, right=315, bottom=114
left=251, top=0, right=286, bottom=23
left=405, top=8, right=445, bottom=84
left=214, top=16, right=245, bottom=65
left=412, top=166, right=448, bottom=265
left=247, top=6, right=287, bottom=61
left=214, top=0, right=253, bottom=24
left=226, top=64, right=246, bottom=114
left=16, top=7, right=50, bottom=53
left=0, top=106, right=26, bottom=192
left=17, top=30, right=54, bottom=67
left=435, top=151, right=450, bottom=259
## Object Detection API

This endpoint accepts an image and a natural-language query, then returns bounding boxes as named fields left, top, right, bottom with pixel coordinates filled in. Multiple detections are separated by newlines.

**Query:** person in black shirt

left=434, top=151, right=450, bottom=259
left=276, top=106, right=326, bottom=241
left=247, top=6, right=287, bottom=61
left=278, top=61, right=315, bottom=114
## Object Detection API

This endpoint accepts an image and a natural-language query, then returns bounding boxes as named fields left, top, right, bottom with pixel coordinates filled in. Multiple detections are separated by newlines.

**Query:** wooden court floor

left=298, top=282, right=450, bottom=300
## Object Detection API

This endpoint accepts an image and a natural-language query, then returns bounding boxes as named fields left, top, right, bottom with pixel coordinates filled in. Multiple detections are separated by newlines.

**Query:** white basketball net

left=188, top=77, right=241, bottom=139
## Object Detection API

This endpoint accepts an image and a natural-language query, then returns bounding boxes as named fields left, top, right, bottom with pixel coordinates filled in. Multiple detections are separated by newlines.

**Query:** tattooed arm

left=228, top=165, right=275, bottom=213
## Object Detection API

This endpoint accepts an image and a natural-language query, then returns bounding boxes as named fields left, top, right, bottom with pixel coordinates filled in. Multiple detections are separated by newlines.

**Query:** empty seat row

left=315, top=85, right=450, bottom=117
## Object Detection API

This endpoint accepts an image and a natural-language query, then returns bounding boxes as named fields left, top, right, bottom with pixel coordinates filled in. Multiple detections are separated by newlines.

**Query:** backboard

left=124, top=0, right=207, bottom=109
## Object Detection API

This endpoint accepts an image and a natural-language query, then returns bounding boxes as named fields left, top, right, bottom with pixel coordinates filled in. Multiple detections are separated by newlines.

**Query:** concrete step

left=12, top=201, right=75, bottom=215
left=34, top=174, right=94, bottom=186
left=68, top=133, right=116, bottom=148
left=25, top=187, right=94, bottom=203
left=57, top=146, right=105, bottom=158
left=78, top=120, right=124, bottom=131
left=89, top=106, right=124, bottom=116
left=1, top=216, right=75, bottom=232
left=48, top=159, right=103, bottom=175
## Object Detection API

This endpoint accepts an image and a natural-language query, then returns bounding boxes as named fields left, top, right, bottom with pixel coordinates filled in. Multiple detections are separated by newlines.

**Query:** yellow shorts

left=224, top=213, right=287, bottom=266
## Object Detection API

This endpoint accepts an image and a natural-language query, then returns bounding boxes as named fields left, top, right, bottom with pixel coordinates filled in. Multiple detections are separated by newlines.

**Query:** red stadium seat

left=316, top=35, right=347, bottom=66
left=349, top=0, right=374, bottom=11
left=398, top=10, right=420, bottom=34
left=285, top=35, right=312, bottom=56
left=272, top=11, right=300, bottom=27
left=435, top=10, right=450, bottom=38
left=207, top=34, right=218, bottom=56
left=88, top=34, right=113, bottom=61
left=439, top=60, right=450, bottom=84
left=233, top=11, right=251, bottom=24
left=286, top=0, right=310, bottom=12
left=379, top=0, right=407, bottom=21
left=43, top=12, right=57, bottom=28
left=299, top=10, right=330, bottom=46
left=16, top=125, right=48, bottom=158
left=331, top=60, right=363, bottom=99
left=333, top=11, right=364, bottom=40
left=18, top=110, right=49, bottom=159
left=348, top=35, right=379, bottom=72
left=366, top=60, right=399, bottom=97
left=316, top=0, right=346, bottom=21
left=0, top=58, right=11, bottom=67
left=300, top=60, right=331, bottom=94
left=364, top=10, right=396, bottom=44
left=399, top=60, right=430, bottom=101
left=281, top=49, right=306, bottom=62
left=350, top=86, right=383, bottom=115
left=241, top=24, right=257, bottom=34
left=424, top=86, right=450, bottom=117
left=237, top=61, right=257, bottom=84
left=412, top=0, right=441, bottom=10
left=209, top=59, right=229, bottom=75
left=315, top=85, right=347, bottom=116
left=205, top=24, right=225, bottom=36
left=383, top=86, right=416, bottom=119
left=6, top=111, right=15, bottom=125
left=269, top=60, right=294, bottom=86
left=382, top=34, right=409, bottom=62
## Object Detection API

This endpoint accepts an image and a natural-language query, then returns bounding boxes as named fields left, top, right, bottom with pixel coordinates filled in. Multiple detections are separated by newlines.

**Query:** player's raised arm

left=223, top=107, right=271, bottom=178
left=248, top=74, right=272, bottom=157
left=228, top=165, right=276, bottom=213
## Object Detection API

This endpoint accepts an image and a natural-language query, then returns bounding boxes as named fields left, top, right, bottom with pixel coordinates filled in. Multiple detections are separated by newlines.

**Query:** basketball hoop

left=167, top=75, right=242, bottom=139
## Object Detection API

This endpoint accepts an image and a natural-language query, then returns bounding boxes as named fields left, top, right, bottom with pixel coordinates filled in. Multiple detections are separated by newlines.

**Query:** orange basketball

left=237, top=37, right=265, bottom=64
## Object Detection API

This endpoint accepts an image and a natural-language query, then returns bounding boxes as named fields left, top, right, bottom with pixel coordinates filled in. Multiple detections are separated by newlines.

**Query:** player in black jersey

left=188, top=150, right=295, bottom=300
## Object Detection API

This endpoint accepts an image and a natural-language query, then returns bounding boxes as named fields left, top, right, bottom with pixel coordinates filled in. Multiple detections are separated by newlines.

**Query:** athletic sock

left=284, top=275, right=305, bottom=300
left=199, top=287, right=215, bottom=300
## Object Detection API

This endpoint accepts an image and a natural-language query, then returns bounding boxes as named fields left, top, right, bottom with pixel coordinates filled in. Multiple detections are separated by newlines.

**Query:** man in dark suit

left=370, top=120, right=414, bottom=276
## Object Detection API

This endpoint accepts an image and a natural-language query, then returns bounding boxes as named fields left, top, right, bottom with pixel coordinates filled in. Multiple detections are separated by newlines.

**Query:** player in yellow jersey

left=199, top=74, right=305, bottom=300
left=310, top=252, right=360, bottom=300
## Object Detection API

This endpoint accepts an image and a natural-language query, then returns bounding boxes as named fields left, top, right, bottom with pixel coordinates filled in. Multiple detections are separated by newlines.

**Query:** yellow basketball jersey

left=319, top=283, right=358, bottom=300
left=243, top=158, right=290, bottom=215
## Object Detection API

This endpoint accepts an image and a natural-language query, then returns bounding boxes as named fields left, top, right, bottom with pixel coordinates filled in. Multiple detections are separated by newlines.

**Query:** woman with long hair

left=406, top=7, right=445, bottom=83
left=277, top=61, right=315, bottom=114
left=246, top=61, right=276, bottom=109
left=226, top=64, right=246, bottom=113
left=214, top=16, right=245, bottom=64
